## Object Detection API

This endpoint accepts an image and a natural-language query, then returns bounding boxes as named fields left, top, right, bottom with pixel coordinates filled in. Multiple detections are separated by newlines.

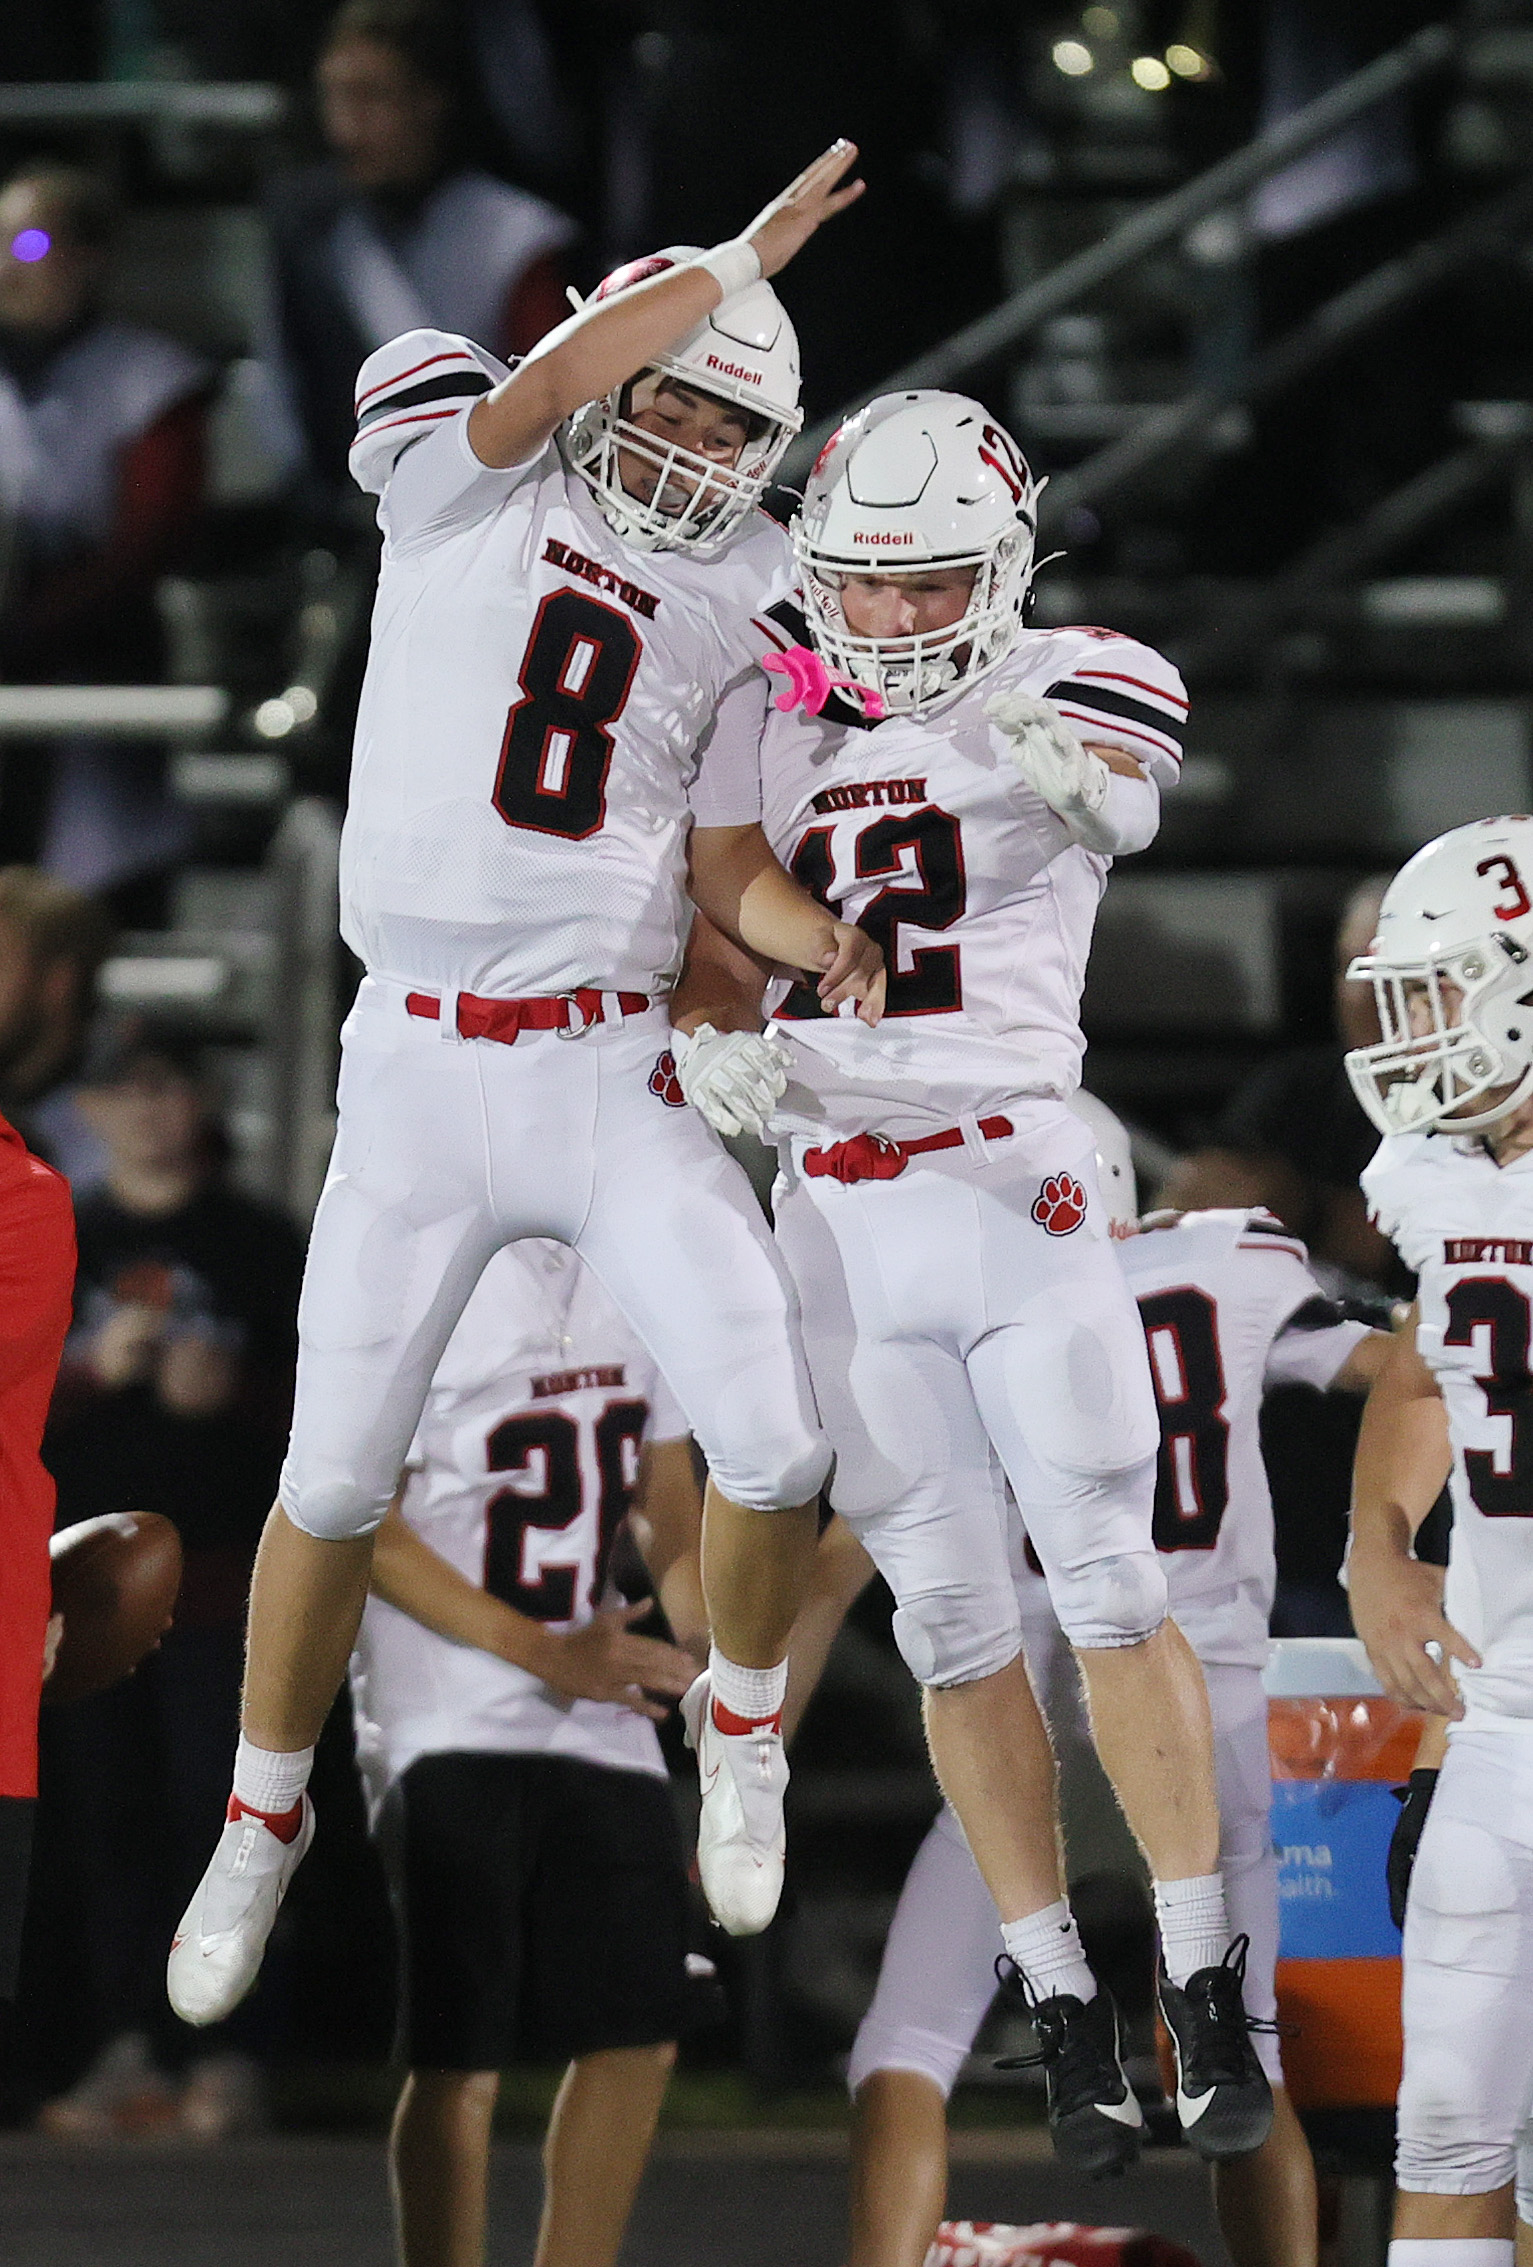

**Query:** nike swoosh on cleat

left=1097, top=2096, right=1146, bottom=2127
left=1178, top=2087, right=1216, bottom=2125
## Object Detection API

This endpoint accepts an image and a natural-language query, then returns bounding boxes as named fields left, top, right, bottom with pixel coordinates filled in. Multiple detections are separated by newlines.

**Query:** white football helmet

left=1345, top=815, right=1533, bottom=1136
left=561, top=248, right=802, bottom=556
left=791, top=390, right=1043, bottom=715
left=1070, top=1090, right=1138, bottom=1235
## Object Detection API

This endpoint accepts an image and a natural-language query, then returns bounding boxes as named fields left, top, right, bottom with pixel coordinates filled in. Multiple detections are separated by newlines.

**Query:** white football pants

left=279, top=979, right=828, bottom=1538
left=772, top=1100, right=1163, bottom=1681
left=847, top=1655, right=1283, bottom=2096
left=1397, top=1718, right=1533, bottom=2197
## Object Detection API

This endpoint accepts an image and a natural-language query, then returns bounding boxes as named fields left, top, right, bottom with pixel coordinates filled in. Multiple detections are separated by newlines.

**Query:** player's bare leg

left=1212, top=2087, right=1318, bottom=2267
left=922, top=1654, right=1146, bottom=2171
left=1072, top=1618, right=1220, bottom=1881
left=1392, top=2184, right=1517, bottom=2267
left=683, top=1480, right=820, bottom=1936
left=701, top=1480, right=819, bottom=1667
left=241, top=1502, right=376, bottom=1749
left=536, top=2043, right=676, bottom=2267
left=848, top=2069, right=949, bottom=2267
left=391, top=2069, right=500, bottom=2267
left=921, top=1652, right=1064, bottom=1919
left=167, top=1501, right=371, bottom=2025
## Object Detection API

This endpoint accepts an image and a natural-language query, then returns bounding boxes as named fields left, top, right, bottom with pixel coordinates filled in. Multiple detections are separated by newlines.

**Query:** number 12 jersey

left=342, top=327, right=791, bottom=1000
left=755, top=616, right=1187, bottom=1141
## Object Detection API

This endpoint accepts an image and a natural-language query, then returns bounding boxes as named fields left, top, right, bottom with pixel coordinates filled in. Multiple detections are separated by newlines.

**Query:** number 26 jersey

left=341, top=328, right=791, bottom=1000
left=1364, top=1130, right=1533, bottom=1719
left=348, top=1238, right=689, bottom=1821
left=756, top=614, right=1186, bottom=1140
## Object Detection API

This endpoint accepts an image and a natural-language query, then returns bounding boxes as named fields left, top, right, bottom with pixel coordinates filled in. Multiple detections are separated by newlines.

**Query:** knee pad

left=891, top=1586, right=1023, bottom=1689
left=279, top=1472, right=391, bottom=1542
left=847, top=2020, right=968, bottom=2103
left=708, top=1426, right=832, bottom=1514
left=1047, top=1547, right=1166, bottom=1650
left=1396, top=2125, right=1519, bottom=2198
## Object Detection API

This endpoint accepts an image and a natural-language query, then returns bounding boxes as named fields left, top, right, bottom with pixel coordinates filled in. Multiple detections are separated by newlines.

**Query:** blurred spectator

left=265, top=0, right=576, bottom=503
left=1160, top=876, right=1400, bottom=1298
left=0, top=868, right=114, bottom=1187
left=0, top=1113, right=75, bottom=2014
left=34, top=1021, right=303, bottom=2137
left=0, top=166, right=211, bottom=909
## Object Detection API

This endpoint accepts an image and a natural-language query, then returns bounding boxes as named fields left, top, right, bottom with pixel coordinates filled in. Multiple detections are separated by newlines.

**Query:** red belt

left=405, top=988, right=649, bottom=1043
left=803, top=1115, right=1014, bottom=1185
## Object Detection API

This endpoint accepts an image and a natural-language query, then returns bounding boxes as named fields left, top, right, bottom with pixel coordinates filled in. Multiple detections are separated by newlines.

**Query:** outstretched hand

left=746, top=142, right=865, bottom=280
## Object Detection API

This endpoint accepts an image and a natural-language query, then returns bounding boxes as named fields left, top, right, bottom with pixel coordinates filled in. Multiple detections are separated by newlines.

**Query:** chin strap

left=761, top=644, right=886, bottom=721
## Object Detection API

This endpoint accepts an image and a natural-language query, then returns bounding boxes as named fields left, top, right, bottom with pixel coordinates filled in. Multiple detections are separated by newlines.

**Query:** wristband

left=694, top=239, right=762, bottom=302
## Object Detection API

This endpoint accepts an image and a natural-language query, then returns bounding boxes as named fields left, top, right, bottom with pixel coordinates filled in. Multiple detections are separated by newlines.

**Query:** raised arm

left=1347, top=1307, right=1474, bottom=1715
left=467, top=142, right=864, bottom=470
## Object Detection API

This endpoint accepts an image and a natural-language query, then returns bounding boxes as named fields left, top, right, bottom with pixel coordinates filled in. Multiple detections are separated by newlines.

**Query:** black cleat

left=1157, top=1935, right=1274, bottom=2161
left=996, top=1962, right=1145, bottom=2177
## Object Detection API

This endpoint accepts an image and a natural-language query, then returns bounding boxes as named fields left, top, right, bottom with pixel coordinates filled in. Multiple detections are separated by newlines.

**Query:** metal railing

left=783, top=19, right=1459, bottom=482
left=1038, top=172, right=1533, bottom=531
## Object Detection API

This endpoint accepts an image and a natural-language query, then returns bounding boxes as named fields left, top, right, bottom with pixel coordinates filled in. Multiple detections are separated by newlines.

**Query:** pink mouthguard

left=761, top=645, right=886, bottom=721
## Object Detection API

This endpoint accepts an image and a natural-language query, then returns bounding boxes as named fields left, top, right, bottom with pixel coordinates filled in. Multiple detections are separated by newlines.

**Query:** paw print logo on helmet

left=649, top=1051, right=686, bottom=1107
left=1031, top=1173, right=1087, bottom=1235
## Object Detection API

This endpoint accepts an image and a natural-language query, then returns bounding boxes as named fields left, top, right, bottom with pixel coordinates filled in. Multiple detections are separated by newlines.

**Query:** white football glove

left=984, top=688, right=1118, bottom=852
left=673, top=1023, right=791, bottom=1140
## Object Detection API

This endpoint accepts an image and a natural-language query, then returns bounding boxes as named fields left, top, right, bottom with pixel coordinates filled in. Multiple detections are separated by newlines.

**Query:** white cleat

left=167, top=1796, right=315, bottom=2026
left=681, top=1673, right=788, bottom=1937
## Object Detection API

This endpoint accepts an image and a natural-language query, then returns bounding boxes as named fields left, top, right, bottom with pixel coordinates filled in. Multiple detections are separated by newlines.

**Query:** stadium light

left=1053, top=40, right=1094, bottom=75
left=1131, top=55, right=1172, bottom=90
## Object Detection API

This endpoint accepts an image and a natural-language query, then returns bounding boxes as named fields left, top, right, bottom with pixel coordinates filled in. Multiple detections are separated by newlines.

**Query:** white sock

left=708, top=1646, right=787, bottom=1728
left=1154, top=1872, right=1229, bottom=1987
left=232, top=1735, right=313, bottom=1816
left=1389, top=2243, right=1513, bottom=2267
left=1001, top=1900, right=1098, bottom=2005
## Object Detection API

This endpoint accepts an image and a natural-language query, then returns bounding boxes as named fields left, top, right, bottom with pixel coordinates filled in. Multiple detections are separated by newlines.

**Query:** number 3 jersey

left=348, top=1239, right=689, bottom=1821
left=1364, top=1131, right=1533, bottom=1720
left=1018, top=1210, right=1369, bottom=1668
left=342, top=328, right=792, bottom=1000
left=756, top=617, right=1186, bottom=1141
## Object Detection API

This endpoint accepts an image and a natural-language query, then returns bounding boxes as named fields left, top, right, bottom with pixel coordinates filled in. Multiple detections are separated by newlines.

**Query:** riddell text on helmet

left=705, top=354, right=763, bottom=385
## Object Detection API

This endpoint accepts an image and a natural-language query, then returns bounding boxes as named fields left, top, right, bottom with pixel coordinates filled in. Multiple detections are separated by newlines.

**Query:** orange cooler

left=1264, top=1639, right=1420, bottom=2110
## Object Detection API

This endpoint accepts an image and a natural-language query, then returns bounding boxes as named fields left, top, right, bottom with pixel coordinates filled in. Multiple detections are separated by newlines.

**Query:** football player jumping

left=1346, top=817, right=1533, bottom=2267
left=838, top=1100, right=1389, bottom=2267
left=671, top=391, right=1274, bottom=2170
left=168, top=143, right=882, bottom=2026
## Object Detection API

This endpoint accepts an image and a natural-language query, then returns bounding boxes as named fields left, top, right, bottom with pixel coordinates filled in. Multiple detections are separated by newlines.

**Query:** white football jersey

left=349, top=1239, right=690, bottom=1819
left=755, top=614, right=1186, bottom=1138
left=1365, top=1132, right=1533, bottom=1719
left=1016, top=1210, right=1368, bottom=1667
left=341, top=328, right=792, bottom=1000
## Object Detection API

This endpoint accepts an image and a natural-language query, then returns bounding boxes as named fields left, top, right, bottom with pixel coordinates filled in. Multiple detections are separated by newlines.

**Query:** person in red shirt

left=0, top=1113, right=75, bottom=1998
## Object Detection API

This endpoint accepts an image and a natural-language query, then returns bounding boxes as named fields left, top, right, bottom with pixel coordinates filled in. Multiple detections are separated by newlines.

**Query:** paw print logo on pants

left=649, top=1051, right=686, bottom=1107
left=1031, top=1172, right=1087, bottom=1235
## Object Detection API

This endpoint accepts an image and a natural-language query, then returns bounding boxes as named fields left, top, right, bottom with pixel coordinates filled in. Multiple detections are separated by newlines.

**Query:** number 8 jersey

left=755, top=609, right=1186, bottom=1140
left=342, top=328, right=793, bottom=999
left=1364, top=1129, right=1533, bottom=1719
